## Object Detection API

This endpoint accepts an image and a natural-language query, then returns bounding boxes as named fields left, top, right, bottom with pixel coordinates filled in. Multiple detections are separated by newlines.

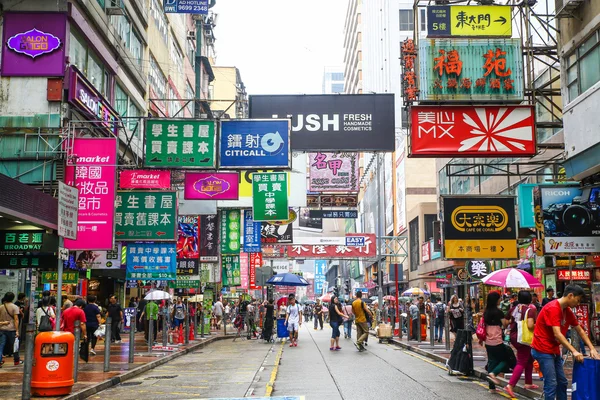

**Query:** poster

left=75, top=245, right=122, bottom=269
left=222, top=255, right=241, bottom=286
left=177, top=216, right=199, bottom=259
left=125, top=243, right=177, bottom=280
left=308, top=152, right=359, bottom=192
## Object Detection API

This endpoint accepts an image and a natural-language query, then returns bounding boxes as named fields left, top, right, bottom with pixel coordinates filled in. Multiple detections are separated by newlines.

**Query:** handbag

left=517, top=307, right=534, bottom=346
left=572, top=358, right=600, bottom=400
left=38, top=307, right=53, bottom=332
left=475, top=317, right=487, bottom=342
left=13, top=337, right=19, bottom=353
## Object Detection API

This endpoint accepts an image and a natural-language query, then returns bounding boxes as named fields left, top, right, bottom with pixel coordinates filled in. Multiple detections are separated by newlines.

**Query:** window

left=148, top=55, right=167, bottom=100
left=399, top=10, right=414, bottom=32
left=96, top=0, right=105, bottom=7
left=409, top=217, right=419, bottom=271
left=186, top=38, right=195, bottom=67
left=424, top=214, right=436, bottom=241
left=115, top=84, right=128, bottom=117
left=114, top=83, right=142, bottom=134
left=170, top=39, right=184, bottom=76
left=420, top=9, right=426, bottom=32
left=69, top=30, right=108, bottom=96
left=130, top=31, right=142, bottom=67
left=127, top=103, right=141, bottom=133
left=566, top=29, right=600, bottom=102
left=331, top=83, right=344, bottom=93
left=186, top=82, right=194, bottom=116
left=168, top=86, right=179, bottom=117
left=150, top=0, right=169, bottom=43
left=330, top=72, right=344, bottom=81
left=112, top=14, right=131, bottom=48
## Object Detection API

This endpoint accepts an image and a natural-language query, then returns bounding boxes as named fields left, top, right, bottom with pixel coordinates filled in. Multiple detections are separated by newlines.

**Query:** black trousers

left=111, top=320, right=122, bottom=341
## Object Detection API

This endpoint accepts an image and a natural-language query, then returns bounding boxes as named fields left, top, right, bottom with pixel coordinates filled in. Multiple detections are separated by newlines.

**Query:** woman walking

left=464, top=294, right=476, bottom=332
left=448, top=295, right=464, bottom=334
left=505, top=290, right=538, bottom=397
left=483, top=291, right=510, bottom=393
left=329, top=296, right=345, bottom=351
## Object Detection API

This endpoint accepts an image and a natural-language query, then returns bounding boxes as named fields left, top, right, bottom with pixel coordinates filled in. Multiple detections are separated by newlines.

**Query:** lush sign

left=252, top=173, right=289, bottom=221
left=126, top=243, right=177, bottom=280
left=428, top=6, right=512, bottom=38
left=220, top=210, right=241, bottom=255
left=115, top=191, right=177, bottom=241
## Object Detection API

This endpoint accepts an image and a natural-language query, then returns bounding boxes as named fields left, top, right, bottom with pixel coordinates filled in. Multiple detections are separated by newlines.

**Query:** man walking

left=433, top=297, right=446, bottom=343
left=541, top=287, right=556, bottom=307
left=84, top=295, right=102, bottom=355
left=285, top=294, right=302, bottom=347
left=351, top=291, right=372, bottom=352
left=213, top=298, right=224, bottom=329
left=140, top=300, right=159, bottom=343
left=61, top=299, right=87, bottom=340
left=313, top=299, right=324, bottom=330
left=409, top=301, right=419, bottom=340
left=107, top=295, right=123, bottom=343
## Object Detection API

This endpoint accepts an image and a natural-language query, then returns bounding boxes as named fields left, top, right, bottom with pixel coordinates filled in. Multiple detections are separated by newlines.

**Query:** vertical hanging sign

left=249, top=252, right=262, bottom=290
left=252, top=172, right=289, bottom=221
left=199, top=215, right=218, bottom=261
left=243, top=210, right=261, bottom=253
left=221, top=255, right=240, bottom=287
left=220, top=210, right=241, bottom=255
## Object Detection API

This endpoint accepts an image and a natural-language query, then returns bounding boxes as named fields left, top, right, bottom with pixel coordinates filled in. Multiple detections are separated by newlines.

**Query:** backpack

left=435, top=303, right=445, bottom=320
left=38, top=307, right=53, bottom=332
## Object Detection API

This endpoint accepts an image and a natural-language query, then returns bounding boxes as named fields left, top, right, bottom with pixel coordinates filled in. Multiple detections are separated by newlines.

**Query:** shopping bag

left=94, top=324, right=106, bottom=337
left=13, top=337, right=19, bottom=353
left=79, top=340, right=89, bottom=363
left=517, top=308, right=534, bottom=346
left=572, top=358, right=600, bottom=400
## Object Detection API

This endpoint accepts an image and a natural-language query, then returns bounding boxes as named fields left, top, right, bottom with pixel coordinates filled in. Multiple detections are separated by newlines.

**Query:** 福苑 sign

left=64, top=137, right=117, bottom=251
left=41, top=271, right=79, bottom=284
left=120, top=170, right=171, bottom=189
left=286, top=234, right=376, bottom=258
left=466, top=260, right=490, bottom=280
left=419, top=39, right=524, bottom=101
left=68, top=67, right=120, bottom=135
left=557, top=269, right=591, bottom=281
left=75, top=246, right=122, bottom=269
left=177, top=215, right=199, bottom=260
left=184, top=172, right=239, bottom=200
left=126, top=243, right=177, bottom=280
left=409, top=105, right=536, bottom=157
left=401, top=39, right=419, bottom=104
left=145, top=119, right=216, bottom=168
left=58, top=182, right=79, bottom=240
left=249, top=94, right=395, bottom=151
left=261, top=222, right=293, bottom=244
left=219, top=120, right=291, bottom=169
left=0, top=231, right=57, bottom=255
left=199, top=215, right=218, bottom=261
left=442, top=196, right=518, bottom=259
left=308, top=152, right=359, bottom=192
left=427, top=6, right=512, bottom=38
left=309, top=210, right=358, bottom=219
left=307, top=194, right=358, bottom=208
left=537, top=185, right=600, bottom=254
left=176, top=259, right=199, bottom=276
left=243, top=211, right=261, bottom=253
left=249, top=252, right=262, bottom=290
left=163, top=0, right=209, bottom=14
left=1, top=12, right=67, bottom=77
left=115, top=190, right=177, bottom=241
left=220, top=210, right=241, bottom=255
left=252, top=173, right=289, bottom=221
left=222, top=255, right=241, bottom=286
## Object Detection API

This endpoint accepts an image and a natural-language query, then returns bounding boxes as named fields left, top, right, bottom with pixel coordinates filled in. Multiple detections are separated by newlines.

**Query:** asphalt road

left=89, top=323, right=530, bottom=400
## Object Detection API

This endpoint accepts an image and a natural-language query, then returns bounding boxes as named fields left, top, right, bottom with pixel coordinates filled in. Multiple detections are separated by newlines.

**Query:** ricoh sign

left=249, top=94, right=395, bottom=151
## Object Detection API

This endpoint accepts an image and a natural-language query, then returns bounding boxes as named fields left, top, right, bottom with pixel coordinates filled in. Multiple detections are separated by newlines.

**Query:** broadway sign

left=249, top=94, right=395, bottom=151
left=285, top=234, right=376, bottom=258
left=410, top=105, right=536, bottom=157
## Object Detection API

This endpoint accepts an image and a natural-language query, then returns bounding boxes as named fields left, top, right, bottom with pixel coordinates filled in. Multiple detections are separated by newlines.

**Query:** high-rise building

left=322, top=66, right=345, bottom=94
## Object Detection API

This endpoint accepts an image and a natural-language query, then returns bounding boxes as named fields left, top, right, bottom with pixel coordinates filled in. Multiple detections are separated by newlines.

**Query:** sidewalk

left=0, top=327, right=233, bottom=400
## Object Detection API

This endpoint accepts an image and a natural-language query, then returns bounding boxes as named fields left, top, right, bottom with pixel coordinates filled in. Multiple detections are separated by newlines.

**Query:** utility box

left=31, top=331, right=75, bottom=396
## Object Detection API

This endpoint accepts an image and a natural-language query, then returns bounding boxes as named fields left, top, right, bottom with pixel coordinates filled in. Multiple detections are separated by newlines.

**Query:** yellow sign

left=444, top=239, right=518, bottom=259
left=450, top=205, right=509, bottom=233
left=239, top=170, right=291, bottom=198
left=451, top=6, right=512, bottom=37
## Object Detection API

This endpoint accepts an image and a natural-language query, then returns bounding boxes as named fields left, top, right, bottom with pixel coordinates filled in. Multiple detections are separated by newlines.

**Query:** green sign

left=201, top=289, right=213, bottom=335
left=0, top=255, right=56, bottom=269
left=145, top=119, right=216, bottom=168
left=115, top=191, right=177, bottom=241
left=252, top=173, right=289, bottom=221
left=222, top=255, right=240, bottom=286
left=220, top=210, right=241, bottom=255
left=0, top=231, right=57, bottom=254
left=41, top=271, right=79, bottom=284
left=168, top=276, right=200, bottom=289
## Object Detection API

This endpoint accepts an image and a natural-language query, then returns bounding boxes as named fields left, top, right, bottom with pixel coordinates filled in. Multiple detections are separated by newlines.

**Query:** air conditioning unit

left=106, top=0, right=126, bottom=16
left=556, top=0, right=585, bottom=18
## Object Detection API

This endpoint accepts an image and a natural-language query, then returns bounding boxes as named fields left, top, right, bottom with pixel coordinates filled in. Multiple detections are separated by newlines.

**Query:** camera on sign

left=544, top=194, right=600, bottom=236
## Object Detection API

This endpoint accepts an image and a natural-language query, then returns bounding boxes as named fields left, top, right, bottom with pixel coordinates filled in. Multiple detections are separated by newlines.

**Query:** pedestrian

left=128, top=297, right=137, bottom=308
left=140, top=300, right=159, bottom=342
left=84, top=295, right=102, bottom=355
left=351, top=291, right=372, bottom=352
left=482, top=291, right=510, bottom=393
left=285, top=294, right=302, bottom=347
left=532, top=293, right=542, bottom=313
left=409, top=301, right=419, bottom=340
left=107, top=295, right=123, bottom=343
left=35, top=296, right=56, bottom=332
left=464, top=294, right=476, bottom=332
left=136, top=297, right=147, bottom=333
left=261, top=299, right=275, bottom=342
left=172, top=298, right=186, bottom=329
left=61, top=294, right=73, bottom=311
left=448, top=295, right=464, bottom=334
left=504, top=290, right=538, bottom=398
left=329, top=295, right=344, bottom=351
left=213, top=298, right=224, bottom=329
left=14, top=293, right=27, bottom=339
left=541, top=287, right=556, bottom=307
left=433, top=297, right=446, bottom=343
left=343, top=301, right=354, bottom=339
left=61, top=299, right=88, bottom=340
left=224, top=301, right=231, bottom=324
left=532, top=284, right=600, bottom=400
left=303, top=303, right=310, bottom=323
left=0, top=292, right=23, bottom=366
left=313, top=299, right=324, bottom=330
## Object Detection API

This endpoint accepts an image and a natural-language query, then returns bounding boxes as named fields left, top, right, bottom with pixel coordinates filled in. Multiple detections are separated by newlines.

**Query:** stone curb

left=61, top=335, right=234, bottom=400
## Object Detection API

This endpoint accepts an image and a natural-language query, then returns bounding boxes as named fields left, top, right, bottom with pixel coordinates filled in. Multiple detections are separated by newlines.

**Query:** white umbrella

left=144, top=290, right=172, bottom=301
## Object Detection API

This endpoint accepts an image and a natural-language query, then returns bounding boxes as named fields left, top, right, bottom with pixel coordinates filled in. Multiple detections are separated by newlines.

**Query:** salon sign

left=7, top=28, right=61, bottom=58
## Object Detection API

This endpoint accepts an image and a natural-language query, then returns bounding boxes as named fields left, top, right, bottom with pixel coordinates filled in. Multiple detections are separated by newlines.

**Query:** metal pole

left=375, top=154, right=384, bottom=313
left=194, top=304, right=198, bottom=340
left=445, top=311, right=451, bottom=350
left=73, top=321, right=81, bottom=382
left=21, top=323, right=35, bottom=400
left=200, top=309, right=205, bottom=338
left=418, top=312, right=422, bottom=343
left=194, top=17, right=203, bottom=118
left=223, top=309, right=227, bottom=336
left=148, top=316, right=154, bottom=354
left=128, top=309, right=136, bottom=363
left=103, top=317, right=112, bottom=372
left=430, top=311, right=435, bottom=347
left=184, top=305, right=190, bottom=345
left=399, top=314, right=403, bottom=339
left=395, top=263, right=400, bottom=336
left=55, top=236, right=64, bottom=331
left=162, top=308, right=168, bottom=346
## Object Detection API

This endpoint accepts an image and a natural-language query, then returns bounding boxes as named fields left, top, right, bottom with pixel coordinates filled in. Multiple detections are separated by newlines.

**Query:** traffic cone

left=178, top=325, right=184, bottom=344
left=189, top=322, right=195, bottom=341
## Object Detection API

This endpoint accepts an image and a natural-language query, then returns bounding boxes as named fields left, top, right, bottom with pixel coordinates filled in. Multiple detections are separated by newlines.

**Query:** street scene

left=1, top=0, right=600, bottom=399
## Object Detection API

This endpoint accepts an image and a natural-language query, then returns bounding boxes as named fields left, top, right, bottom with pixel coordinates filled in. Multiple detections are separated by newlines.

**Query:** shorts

left=287, top=321, right=299, bottom=332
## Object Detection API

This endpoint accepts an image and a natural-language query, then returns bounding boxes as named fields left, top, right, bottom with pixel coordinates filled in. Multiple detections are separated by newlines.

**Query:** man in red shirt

left=531, top=284, right=599, bottom=400
left=61, top=299, right=87, bottom=342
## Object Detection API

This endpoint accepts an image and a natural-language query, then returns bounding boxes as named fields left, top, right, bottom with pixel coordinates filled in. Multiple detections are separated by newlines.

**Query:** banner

left=75, top=245, right=122, bottom=269
left=115, top=191, right=177, bottom=241
left=220, top=210, right=241, bottom=255
left=517, top=183, right=536, bottom=229
left=286, top=234, right=376, bottom=258
left=249, top=252, right=262, bottom=290
left=222, top=255, right=241, bottom=286
left=120, top=170, right=171, bottom=189
left=184, top=172, right=239, bottom=200
left=64, top=137, right=117, bottom=250
left=308, top=152, right=359, bottom=192
left=176, top=259, right=198, bottom=276
left=199, top=215, right=218, bottom=261
left=261, top=222, right=293, bottom=244
left=126, top=242, right=177, bottom=280
left=314, top=260, right=327, bottom=295
left=168, top=275, right=200, bottom=289
left=145, top=119, right=216, bottom=168
left=252, top=173, right=289, bottom=221
left=427, top=5, right=512, bottom=38
left=243, top=210, right=261, bottom=253
left=41, top=271, right=79, bottom=284
left=307, top=194, right=358, bottom=208
left=219, top=120, right=291, bottom=169
left=442, top=196, right=518, bottom=259
left=177, top=215, right=199, bottom=261
left=409, top=105, right=536, bottom=157
left=309, top=210, right=358, bottom=219
left=249, top=94, right=395, bottom=151
left=240, top=252, right=249, bottom=289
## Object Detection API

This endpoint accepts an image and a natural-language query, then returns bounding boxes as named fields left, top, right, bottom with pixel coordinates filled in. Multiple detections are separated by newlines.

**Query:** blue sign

left=314, top=260, right=327, bottom=296
left=517, top=183, right=536, bottom=228
left=427, top=6, right=451, bottom=36
left=126, top=243, right=177, bottom=280
left=309, top=210, right=358, bottom=219
left=346, top=236, right=365, bottom=247
left=243, top=210, right=261, bottom=253
left=163, top=0, right=209, bottom=14
left=355, top=287, right=368, bottom=294
left=219, top=120, right=290, bottom=169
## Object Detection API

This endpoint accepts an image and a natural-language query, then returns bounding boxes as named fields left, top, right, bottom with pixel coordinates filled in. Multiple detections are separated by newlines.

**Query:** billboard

left=427, top=6, right=512, bottom=38
left=120, top=170, right=171, bottom=189
left=177, top=216, right=199, bottom=259
left=126, top=243, right=177, bottom=280
left=184, top=172, right=239, bottom=200
left=442, top=196, right=518, bottom=259
left=261, top=222, right=293, bottom=244
left=75, top=245, right=122, bottom=269
left=537, top=185, right=600, bottom=253
left=286, top=234, right=376, bottom=258
left=410, top=105, right=536, bottom=157
left=163, top=0, right=209, bottom=14
left=219, top=120, right=291, bottom=169
left=314, top=260, right=327, bottom=295
left=199, top=215, right=218, bottom=261
left=419, top=39, right=524, bottom=101
left=252, top=173, right=289, bottom=221
left=249, top=94, right=395, bottom=151
left=308, top=152, right=360, bottom=192
left=115, top=191, right=177, bottom=241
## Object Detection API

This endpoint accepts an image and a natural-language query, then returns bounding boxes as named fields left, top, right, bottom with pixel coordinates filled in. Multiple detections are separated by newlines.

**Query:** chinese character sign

left=286, top=234, right=377, bottom=259
left=177, top=216, right=199, bottom=259
left=261, top=222, right=293, bottom=244
left=184, top=172, right=240, bottom=200
left=466, top=260, right=490, bottom=280
left=220, top=210, right=241, bottom=255
left=120, top=170, right=171, bottom=189
left=199, top=215, right=218, bottom=261
left=41, top=271, right=79, bottom=284
left=145, top=119, right=216, bottom=168
left=308, top=152, right=360, bottom=192
left=252, top=173, right=289, bottom=221
left=249, top=252, right=262, bottom=290
left=419, top=39, right=523, bottom=101
left=126, top=243, right=177, bottom=280
left=219, top=120, right=291, bottom=169
left=58, top=182, right=78, bottom=240
left=0, top=231, right=57, bottom=254
left=401, top=39, right=419, bottom=104
left=240, top=252, right=249, bottom=289
left=222, top=255, right=241, bottom=286
left=115, top=190, right=177, bottom=241
left=428, top=6, right=512, bottom=38
left=243, top=210, right=261, bottom=253
left=64, top=137, right=117, bottom=250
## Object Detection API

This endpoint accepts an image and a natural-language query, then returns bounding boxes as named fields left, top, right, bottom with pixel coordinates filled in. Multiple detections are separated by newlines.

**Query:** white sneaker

left=115, top=340, right=122, bottom=344
left=90, top=349, right=96, bottom=355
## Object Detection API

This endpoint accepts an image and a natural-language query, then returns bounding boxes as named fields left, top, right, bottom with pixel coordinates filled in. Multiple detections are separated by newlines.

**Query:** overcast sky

left=212, top=0, right=347, bottom=95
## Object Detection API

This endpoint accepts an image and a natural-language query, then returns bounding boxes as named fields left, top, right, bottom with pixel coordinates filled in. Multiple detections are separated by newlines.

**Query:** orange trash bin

left=31, top=331, right=75, bottom=396
left=420, top=314, right=427, bottom=340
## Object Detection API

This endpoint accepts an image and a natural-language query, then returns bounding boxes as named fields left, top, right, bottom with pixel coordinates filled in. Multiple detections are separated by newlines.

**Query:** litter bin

left=31, top=331, right=75, bottom=396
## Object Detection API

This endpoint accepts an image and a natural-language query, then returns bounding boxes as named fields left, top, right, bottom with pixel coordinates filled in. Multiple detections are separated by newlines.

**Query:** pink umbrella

left=481, top=268, right=543, bottom=288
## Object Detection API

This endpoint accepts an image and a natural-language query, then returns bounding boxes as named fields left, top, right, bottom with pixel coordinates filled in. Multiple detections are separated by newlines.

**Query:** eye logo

left=451, top=206, right=509, bottom=233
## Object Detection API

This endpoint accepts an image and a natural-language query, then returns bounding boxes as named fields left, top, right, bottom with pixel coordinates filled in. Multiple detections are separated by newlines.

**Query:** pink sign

left=184, top=172, right=239, bottom=200
left=308, top=152, right=360, bottom=192
left=120, top=170, right=171, bottom=189
left=240, top=252, right=249, bottom=290
left=64, top=138, right=117, bottom=250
